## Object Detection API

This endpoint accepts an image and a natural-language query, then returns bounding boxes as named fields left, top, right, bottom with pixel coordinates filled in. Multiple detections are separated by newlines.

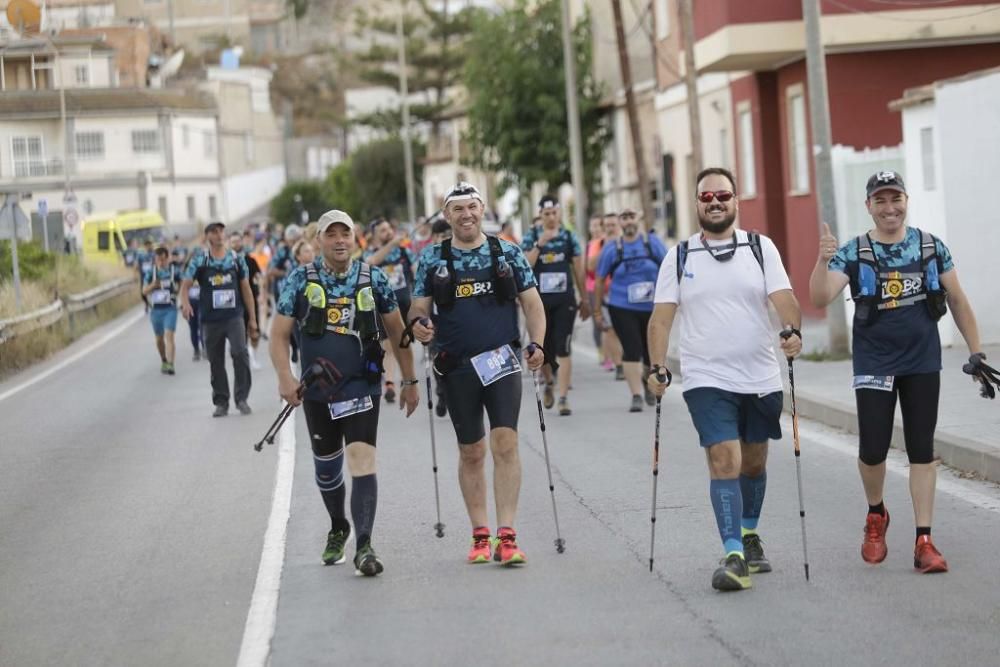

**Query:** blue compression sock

left=739, top=472, right=767, bottom=533
left=710, top=478, right=744, bottom=554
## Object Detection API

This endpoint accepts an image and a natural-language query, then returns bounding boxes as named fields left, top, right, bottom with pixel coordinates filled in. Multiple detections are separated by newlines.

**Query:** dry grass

left=0, top=256, right=133, bottom=320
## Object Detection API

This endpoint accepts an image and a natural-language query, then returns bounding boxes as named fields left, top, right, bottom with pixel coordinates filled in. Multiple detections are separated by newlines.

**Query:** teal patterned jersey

left=277, top=259, right=398, bottom=319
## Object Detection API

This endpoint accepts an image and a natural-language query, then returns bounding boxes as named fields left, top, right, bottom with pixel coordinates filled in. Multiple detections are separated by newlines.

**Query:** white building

left=891, top=67, right=1000, bottom=345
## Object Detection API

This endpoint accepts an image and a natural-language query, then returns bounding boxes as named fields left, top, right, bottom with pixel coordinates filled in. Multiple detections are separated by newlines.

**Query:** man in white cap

left=409, top=182, right=547, bottom=567
left=271, top=210, right=419, bottom=576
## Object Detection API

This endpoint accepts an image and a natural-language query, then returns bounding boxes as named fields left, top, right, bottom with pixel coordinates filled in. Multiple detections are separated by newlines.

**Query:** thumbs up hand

left=819, top=222, right=839, bottom=261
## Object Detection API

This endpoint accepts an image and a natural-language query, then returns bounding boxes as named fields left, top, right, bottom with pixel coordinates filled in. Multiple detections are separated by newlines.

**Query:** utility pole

left=560, top=0, right=587, bottom=237
left=397, top=3, right=417, bottom=225
left=802, top=0, right=849, bottom=354
left=610, top=0, right=654, bottom=230
left=679, top=0, right=702, bottom=176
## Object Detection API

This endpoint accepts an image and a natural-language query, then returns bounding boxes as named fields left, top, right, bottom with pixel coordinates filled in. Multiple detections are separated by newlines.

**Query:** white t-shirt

left=654, top=230, right=792, bottom=394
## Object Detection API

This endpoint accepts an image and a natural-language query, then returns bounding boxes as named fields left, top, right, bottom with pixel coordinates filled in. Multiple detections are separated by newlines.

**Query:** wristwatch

left=401, top=379, right=419, bottom=386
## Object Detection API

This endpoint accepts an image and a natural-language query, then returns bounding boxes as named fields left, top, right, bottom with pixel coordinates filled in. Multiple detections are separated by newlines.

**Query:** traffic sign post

left=38, top=197, right=49, bottom=252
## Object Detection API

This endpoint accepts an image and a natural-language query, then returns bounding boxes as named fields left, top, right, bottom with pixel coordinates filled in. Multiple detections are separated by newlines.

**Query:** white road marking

left=0, top=309, right=145, bottom=404
left=237, top=404, right=298, bottom=667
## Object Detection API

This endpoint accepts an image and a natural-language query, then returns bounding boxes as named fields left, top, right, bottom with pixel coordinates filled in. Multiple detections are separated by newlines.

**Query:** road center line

left=237, top=403, right=297, bottom=667
left=0, top=309, right=145, bottom=404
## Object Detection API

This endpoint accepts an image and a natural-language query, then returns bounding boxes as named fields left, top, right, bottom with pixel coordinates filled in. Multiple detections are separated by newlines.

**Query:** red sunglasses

left=697, top=190, right=735, bottom=203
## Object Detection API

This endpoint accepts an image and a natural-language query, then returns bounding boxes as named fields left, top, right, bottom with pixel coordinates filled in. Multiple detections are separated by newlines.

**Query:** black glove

left=962, top=353, right=1000, bottom=399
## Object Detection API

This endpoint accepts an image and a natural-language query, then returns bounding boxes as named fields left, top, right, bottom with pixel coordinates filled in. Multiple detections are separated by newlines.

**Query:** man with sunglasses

left=594, top=206, right=667, bottom=412
left=647, top=167, right=802, bottom=591
left=809, top=170, right=984, bottom=574
left=522, top=195, right=590, bottom=415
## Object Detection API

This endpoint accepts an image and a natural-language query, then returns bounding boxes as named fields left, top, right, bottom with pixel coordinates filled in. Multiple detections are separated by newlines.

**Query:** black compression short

left=302, top=397, right=381, bottom=456
left=441, top=365, right=522, bottom=445
left=607, top=305, right=651, bottom=365
left=543, top=301, right=577, bottom=358
left=855, top=372, right=939, bottom=465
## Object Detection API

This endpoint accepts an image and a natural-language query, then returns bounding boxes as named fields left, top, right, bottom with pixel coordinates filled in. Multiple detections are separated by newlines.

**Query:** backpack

left=676, top=231, right=764, bottom=282
left=852, top=228, right=947, bottom=323
left=608, top=234, right=658, bottom=277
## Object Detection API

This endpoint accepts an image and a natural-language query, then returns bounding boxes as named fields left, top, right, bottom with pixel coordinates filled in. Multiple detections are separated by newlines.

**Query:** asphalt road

left=3, top=308, right=1000, bottom=666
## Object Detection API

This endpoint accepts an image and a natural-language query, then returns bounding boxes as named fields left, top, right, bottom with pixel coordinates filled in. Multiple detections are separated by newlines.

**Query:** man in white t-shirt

left=646, top=167, right=803, bottom=592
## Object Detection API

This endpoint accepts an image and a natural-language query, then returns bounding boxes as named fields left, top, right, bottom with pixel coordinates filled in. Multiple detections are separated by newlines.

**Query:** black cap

left=538, top=194, right=559, bottom=210
left=205, top=220, right=226, bottom=232
left=865, top=170, right=906, bottom=198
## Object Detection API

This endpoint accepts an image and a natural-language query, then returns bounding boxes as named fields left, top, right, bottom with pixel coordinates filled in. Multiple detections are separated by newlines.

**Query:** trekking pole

left=527, top=344, right=565, bottom=553
left=649, top=367, right=670, bottom=572
left=253, top=359, right=342, bottom=452
left=423, top=346, right=445, bottom=538
left=780, top=328, right=810, bottom=581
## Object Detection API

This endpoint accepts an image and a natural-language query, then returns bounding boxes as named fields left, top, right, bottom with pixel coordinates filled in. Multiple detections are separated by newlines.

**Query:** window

left=187, top=195, right=196, bottom=220
left=243, top=132, right=255, bottom=163
left=787, top=86, right=809, bottom=193
left=74, top=64, right=89, bottom=85
left=920, top=127, right=936, bottom=191
left=158, top=196, right=168, bottom=220
left=208, top=195, right=218, bottom=219
left=75, top=131, right=104, bottom=159
left=97, top=230, right=110, bottom=251
left=655, top=0, right=671, bottom=40
left=737, top=105, right=757, bottom=197
left=11, top=135, right=45, bottom=176
left=182, top=125, right=190, bottom=149
left=204, top=130, right=216, bottom=158
left=131, top=129, right=161, bottom=154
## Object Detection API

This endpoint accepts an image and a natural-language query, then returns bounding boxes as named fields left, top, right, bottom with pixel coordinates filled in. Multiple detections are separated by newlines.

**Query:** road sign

left=38, top=198, right=48, bottom=219
left=64, top=207, right=79, bottom=228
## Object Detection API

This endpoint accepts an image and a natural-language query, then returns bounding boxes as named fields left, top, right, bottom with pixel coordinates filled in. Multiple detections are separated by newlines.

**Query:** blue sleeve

left=520, top=228, right=536, bottom=252
left=828, top=239, right=855, bottom=274
left=413, top=246, right=436, bottom=298
left=182, top=253, right=202, bottom=281
left=236, top=255, right=249, bottom=280
left=650, top=235, right=668, bottom=263
left=142, top=269, right=153, bottom=286
left=936, top=237, right=955, bottom=272
left=596, top=243, right=614, bottom=278
left=371, top=267, right=399, bottom=314
left=508, top=244, right=537, bottom=291
left=572, top=233, right=583, bottom=258
left=405, top=248, right=417, bottom=267
left=276, top=266, right=305, bottom=317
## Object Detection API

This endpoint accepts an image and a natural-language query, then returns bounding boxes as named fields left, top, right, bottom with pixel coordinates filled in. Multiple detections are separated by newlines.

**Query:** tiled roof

left=0, top=88, right=218, bottom=116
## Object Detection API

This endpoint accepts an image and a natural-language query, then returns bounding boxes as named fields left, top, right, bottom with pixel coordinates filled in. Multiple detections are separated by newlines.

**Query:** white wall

left=222, top=163, right=286, bottom=223
left=72, top=115, right=167, bottom=177
left=935, top=70, right=1000, bottom=345
left=0, top=119, right=63, bottom=179
left=167, top=116, right=220, bottom=178
left=56, top=52, right=114, bottom=89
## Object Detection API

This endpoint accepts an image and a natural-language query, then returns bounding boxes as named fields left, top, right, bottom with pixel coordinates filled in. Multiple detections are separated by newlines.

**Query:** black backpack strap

left=305, top=262, right=321, bottom=284
left=747, top=231, right=765, bottom=275
left=676, top=240, right=689, bottom=282
left=442, top=238, right=455, bottom=278
left=486, top=234, right=504, bottom=263
left=609, top=237, right=625, bottom=277
left=919, top=229, right=939, bottom=269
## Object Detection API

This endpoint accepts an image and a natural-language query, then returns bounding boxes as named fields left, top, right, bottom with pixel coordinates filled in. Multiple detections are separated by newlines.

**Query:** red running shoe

left=914, top=535, right=949, bottom=573
left=467, top=526, right=492, bottom=564
left=493, top=527, right=527, bottom=566
left=862, top=509, right=890, bottom=564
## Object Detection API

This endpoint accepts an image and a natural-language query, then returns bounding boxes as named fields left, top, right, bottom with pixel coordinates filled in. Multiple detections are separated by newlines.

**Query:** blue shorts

left=150, top=306, right=178, bottom=336
left=682, top=387, right=783, bottom=447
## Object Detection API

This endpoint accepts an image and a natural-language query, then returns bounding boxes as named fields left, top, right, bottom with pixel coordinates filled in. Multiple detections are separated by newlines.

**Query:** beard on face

left=622, top=222, right=639, bottom=236
left=698, top=208, right=736, bottom=234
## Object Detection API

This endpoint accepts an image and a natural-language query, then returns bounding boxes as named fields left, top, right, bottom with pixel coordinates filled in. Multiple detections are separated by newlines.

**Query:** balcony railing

left=12, top=158, right=64, bottom=179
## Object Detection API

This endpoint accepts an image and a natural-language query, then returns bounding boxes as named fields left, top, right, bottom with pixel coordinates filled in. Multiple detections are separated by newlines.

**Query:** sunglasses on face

left=697, top=190, right=735, bottom=204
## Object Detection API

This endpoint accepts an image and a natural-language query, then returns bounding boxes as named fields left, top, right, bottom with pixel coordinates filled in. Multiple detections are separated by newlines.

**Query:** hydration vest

left=299, top=261, right=384, bottom=401
left=148, top=264, right=179, bottom=308
left=851, top=229, right=947, bottom=326
left=431, top=236, right=518, bottom=310
left=675, top=231, right=764, bottom=282
left=196, top=250, right=242, bottom=321
left=531, top=229, right=577, bottom=300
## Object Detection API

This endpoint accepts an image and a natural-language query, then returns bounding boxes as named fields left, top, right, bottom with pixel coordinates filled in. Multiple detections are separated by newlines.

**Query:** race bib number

left=188, top=285, right=201, bottom=300
left=384, top=264, right=408, bottom=291
left=539, top=272, right=569, bottom=294
left=328, top=395, right=374, bottom=421
left=852, top=375, right=894, bottom=392
left=470, top=344, right=522, bottom=387
left=150, top=289, right=171, bottom=305
left=627, top=281, right=655, bottom=304
left=141, top=261, right=152, bottom=273
left=212, top=289, right=237, bottom=310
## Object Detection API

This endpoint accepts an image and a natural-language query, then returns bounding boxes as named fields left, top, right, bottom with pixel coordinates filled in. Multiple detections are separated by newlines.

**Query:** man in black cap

left=179, top=221, right=259, bottom=417
left=809, top=169, right=986, bottom=574
left=520, top=195, right=590, bottom=415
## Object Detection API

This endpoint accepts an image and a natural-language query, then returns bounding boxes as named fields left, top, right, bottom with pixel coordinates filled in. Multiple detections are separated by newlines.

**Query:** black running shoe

left=212, top=405, right=228, bottom=418
left=711, top=553, right=752, bottom=591
left=742, top=533, right=772, bottom=573
left=354, top=544, right=384, bottom=577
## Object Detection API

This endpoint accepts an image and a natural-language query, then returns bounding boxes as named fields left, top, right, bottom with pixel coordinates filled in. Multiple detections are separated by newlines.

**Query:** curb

left=792, top=388, right=1000, bottom=485
left=666, top=355, right=1000, bottom=484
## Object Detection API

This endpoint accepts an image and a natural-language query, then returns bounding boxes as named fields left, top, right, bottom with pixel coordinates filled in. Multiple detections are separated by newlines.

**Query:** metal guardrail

left=0, top=276, right=137, bottom=344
